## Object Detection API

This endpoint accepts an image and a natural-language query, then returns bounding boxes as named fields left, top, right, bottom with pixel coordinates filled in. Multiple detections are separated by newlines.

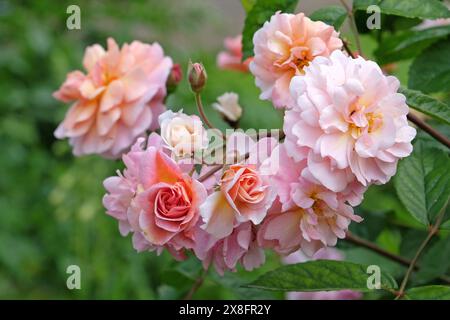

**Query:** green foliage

left=353, top=0, right=450, bottom=20
left=242, top=0, right=299, bottom=59
left=409, top=40, right=450, bottom=94
left=404, top=285, right=450, bottom=300
left=246, top=260, right=398, bottom=292
left=241, top=0, right=257, bottom=13
left=394, top=141, right=450, bottom=225
left=309, top=5, right=347, bottom=29
left=375, top=26, right=450, bottom=65
left=413, top=237, right=450, bottom=284
left=400, top=88, right=450, bottom=125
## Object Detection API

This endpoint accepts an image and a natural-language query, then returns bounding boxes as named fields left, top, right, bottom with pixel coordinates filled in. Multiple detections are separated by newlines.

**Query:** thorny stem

left=395, top=205, right=448, bottom=299
left=195, top=92, right=225, bottom=140
left=197, top=152, right=250, bottom=182
left=198, top=164, right=223, bottom=182
left=183, top=267, right=209, bottom=300
left=342, top=39, right=357, bottom=59
left=345, top=232, right=450, bottom=286
left=339, top=0, right=363, bottom=55
left=345, top=232, right=411, bottom=266
left=407, top=113, right=450, bottom=149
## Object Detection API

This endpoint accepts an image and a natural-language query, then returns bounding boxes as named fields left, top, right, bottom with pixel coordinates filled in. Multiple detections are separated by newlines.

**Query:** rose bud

left=166, top=63, right=183, bottom=94
left=187, top=61, right=207, bottom=93
left=212, top=92, right=242, bottom=127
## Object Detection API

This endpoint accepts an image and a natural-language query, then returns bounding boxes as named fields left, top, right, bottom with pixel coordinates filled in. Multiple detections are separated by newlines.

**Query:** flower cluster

left=55, top=11, right=416, bottom=275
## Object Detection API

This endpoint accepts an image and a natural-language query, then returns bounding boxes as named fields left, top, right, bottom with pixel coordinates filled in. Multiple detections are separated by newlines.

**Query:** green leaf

left=309, top=5, right=347, bottom=30
left=404, top=285, right=450, bottom=300
left=376, top=229, right=402, bottom=254
left=242, top=0, right=299, bottom=60
left=245, top=260, right=398, bottom=292
left=414, top=237, right=450, bottom=283
left=441, top=219, right=450, bottom=230
left=400, top=87, right=450, bottom=125
left=241, top=0, right=257, bottom=13
left=375, top=25, right=450, bottom=65
left=409, top=40, right=450, bottom=94
left=394, top=141, right=450, bottom=225
left=353, top=0, right=450, bottom=20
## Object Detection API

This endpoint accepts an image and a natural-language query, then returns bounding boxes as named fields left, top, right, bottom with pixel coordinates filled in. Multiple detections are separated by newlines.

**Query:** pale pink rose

left=158, top=110, right=208, bottom=158
left=200, top=135, right=277, bottom=239
left=217, top=35, right=252, bottom=72
left=250, top=12, right=343, bottom=108
left=103, top=133, right=207, bottom=260
left=257, top=143, right=363, bottom=256
left=257, top=197, right=362, bottom=256
left=193, top=222, right=264, bottom=275
left=262, top=143, right=366, bottom=211
left=283, top=248, right=362, bottom=300
left=286, top=50, right=416, bottom=192
left=54, top=38, right=173, bottom=158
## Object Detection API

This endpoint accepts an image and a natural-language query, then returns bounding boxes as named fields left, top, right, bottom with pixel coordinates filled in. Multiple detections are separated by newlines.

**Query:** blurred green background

left=0, top=0, right=443, bottom=299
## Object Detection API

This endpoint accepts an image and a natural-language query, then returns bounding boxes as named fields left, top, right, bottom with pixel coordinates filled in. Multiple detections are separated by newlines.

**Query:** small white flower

left=159, top=110, right=208, bottom=157
left=212, top=92, right=243, bottom=122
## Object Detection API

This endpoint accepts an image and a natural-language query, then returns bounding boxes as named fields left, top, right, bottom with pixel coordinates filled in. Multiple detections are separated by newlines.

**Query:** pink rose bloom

left=103, top=133, right=207, bottom=260
left=250, top=12, right=342, bottom=108
left=257, top=143, right=363, bottom=256
left=285, top=50, right=416, bottom=192
left=200, top=135, right=277, bottom=239
left=194, top=222, right=264, bottom=275
left=54, top=38, right=173, bottom=158
left=283, top=248, right=362, bottom=300
left=217, top=35, right=252, bottom=72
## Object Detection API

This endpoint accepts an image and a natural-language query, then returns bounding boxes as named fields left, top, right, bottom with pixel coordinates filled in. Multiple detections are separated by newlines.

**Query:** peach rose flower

left=193, top=222, right=265, bottom=275
left=54, top=38, right=173, bottom=158
left=217, top=35, right=252, bottom=72
left=250, top=12, right=342, bottom=108
left=200, top=135, right=277, bottom=239
left=103, top=133, right=207, bottom=260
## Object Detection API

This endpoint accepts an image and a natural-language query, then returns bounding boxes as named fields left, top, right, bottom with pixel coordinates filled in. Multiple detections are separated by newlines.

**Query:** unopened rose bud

left=187, top=61, right=207, bottom=93
left=212, top=92, right=242, bottom=126
left=166, top=63, right=183, bottom=94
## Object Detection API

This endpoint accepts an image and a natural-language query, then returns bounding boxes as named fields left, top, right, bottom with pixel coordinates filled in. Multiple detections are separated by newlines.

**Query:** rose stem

left=339, top=0, right=363, bottom=55
left=195, top=92, right=225, bottom=140
left=407, top=113, right=450, bottom=149
left=395, top=205, right=448, bottom=299
left=183, top=267, right=208, bottom=300
left=345, top=232, right=450, bottom=286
